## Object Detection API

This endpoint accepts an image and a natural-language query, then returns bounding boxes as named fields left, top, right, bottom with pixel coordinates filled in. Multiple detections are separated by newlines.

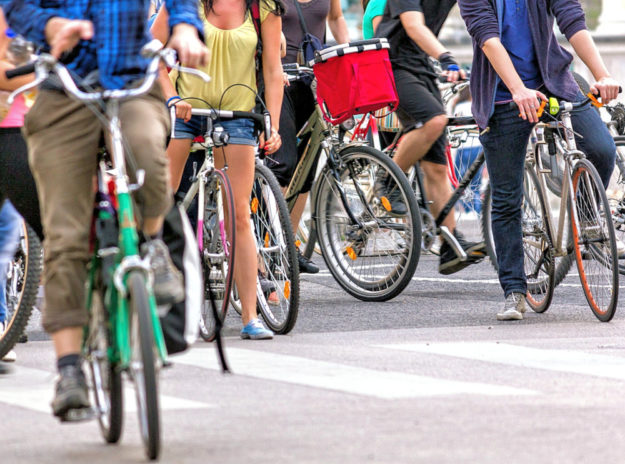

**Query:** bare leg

left=421, top=160, right=456, bottom=232
left=51, top=328, right=83, bottom=358
left=213, top=145, right=258, bottom=325
left=167, top=138, right=193, bottom=191
left=393, top=115, right=448, bottom=173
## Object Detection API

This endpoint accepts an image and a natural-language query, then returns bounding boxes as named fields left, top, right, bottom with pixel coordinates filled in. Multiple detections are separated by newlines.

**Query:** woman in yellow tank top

left=152, top=0, right=284, bottom=339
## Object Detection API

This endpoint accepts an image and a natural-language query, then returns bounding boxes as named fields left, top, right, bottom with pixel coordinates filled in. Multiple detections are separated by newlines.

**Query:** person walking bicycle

left=457, top=0, right=620, bottom=320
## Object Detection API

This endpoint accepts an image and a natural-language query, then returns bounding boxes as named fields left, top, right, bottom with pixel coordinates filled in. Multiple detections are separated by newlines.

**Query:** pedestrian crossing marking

left=174, top=347, right=536, bottom=399
left=377, top=342, right=625, bottom=380
left=0, top=366, right=212, bottom=414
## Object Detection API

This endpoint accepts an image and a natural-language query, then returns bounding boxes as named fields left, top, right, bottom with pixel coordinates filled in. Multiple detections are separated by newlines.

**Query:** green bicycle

left=8, top=42, right=209, bottom=460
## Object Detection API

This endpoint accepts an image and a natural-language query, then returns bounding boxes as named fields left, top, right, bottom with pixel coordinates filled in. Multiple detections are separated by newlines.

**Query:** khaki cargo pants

left=22, top=87, right=172, bottom=334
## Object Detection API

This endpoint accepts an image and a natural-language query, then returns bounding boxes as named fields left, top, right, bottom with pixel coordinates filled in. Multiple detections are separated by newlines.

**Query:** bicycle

left=281, top=64, right=421, bottom=302
left=8, top=41, right=207, bottom=460
left=175, top=106, right=299, bottom=336
left=481, top=96, right=620, bottom=319
left=0, top=219, right=42, bottom=358
left=361, top=78, right=488, bottom=265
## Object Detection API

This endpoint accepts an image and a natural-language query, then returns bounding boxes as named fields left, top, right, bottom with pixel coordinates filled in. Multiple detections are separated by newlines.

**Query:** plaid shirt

left=1, top=0, right=203, bottom=89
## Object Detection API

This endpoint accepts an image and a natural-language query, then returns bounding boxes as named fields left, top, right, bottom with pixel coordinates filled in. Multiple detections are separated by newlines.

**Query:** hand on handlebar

left=514, top=87, right=548, bottom=123
left=45, top=18, right=94, bottom=58
left=169, top=24, right=210, bottom=68
left=260, top=127, right=281, bottom=155
left=591, top=76, right=620, bottom=104
left=171, top=99, right=193, bottom=123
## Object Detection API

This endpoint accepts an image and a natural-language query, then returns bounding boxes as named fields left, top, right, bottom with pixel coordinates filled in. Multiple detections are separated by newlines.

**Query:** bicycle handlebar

left=171, top=107, right=272, bottom=143
left=7, top=39, right=210, bottom=105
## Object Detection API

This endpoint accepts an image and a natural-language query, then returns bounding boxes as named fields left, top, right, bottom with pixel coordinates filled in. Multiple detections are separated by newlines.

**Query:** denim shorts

left=172, top=115, right=257, bottom=146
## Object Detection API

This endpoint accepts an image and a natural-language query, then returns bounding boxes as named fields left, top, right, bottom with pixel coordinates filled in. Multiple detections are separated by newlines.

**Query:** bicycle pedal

left=59, top=407, right=96, bottom=423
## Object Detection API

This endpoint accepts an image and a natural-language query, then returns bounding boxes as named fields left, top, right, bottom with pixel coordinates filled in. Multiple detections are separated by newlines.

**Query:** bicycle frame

left=85, top=100, right=167, bottom=367
left=530, top=108, right=589, bottom=258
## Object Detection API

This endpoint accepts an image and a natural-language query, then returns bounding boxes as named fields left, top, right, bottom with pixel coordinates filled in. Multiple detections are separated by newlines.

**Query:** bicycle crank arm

left=439, top=226, right=468, bottom=261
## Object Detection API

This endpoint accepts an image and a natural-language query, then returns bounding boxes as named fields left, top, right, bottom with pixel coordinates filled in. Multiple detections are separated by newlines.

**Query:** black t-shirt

left=375, top=0, right=456, bottom=76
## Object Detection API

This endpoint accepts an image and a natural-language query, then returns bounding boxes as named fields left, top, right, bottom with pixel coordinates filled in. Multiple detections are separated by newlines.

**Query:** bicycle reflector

left=549, top=97, right=560, bottom=115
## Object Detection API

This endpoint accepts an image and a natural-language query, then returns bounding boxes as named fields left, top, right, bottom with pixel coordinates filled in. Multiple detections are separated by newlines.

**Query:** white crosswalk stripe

left=377, top=341, right=625, bottom=380
left=174, top=347, right=537, bottom=399
left=0, top=366, right=212, bottom=414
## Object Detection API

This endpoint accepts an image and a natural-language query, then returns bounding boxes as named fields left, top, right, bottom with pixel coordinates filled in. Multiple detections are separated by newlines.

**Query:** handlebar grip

left=6, top=62, right=35, bottom=79
left=263, top=111, right=272, bottom=142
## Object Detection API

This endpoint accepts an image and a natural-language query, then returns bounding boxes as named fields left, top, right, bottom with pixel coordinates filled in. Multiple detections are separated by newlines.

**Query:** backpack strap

left=251, top=0, right=263, bottom=90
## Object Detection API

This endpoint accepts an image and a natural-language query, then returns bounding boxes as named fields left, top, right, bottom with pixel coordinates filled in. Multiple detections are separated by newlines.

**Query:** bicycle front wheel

left=128, top=271, right=160, bottom=460
left=250, top=162, right=300, bottom=334
left=315, top=145, right=421, bottom=301
left=570, top=159, right=619, bottom=321
left=0, top=221, right=42, bottom=359
left=199, top=169, right=236, bottom=342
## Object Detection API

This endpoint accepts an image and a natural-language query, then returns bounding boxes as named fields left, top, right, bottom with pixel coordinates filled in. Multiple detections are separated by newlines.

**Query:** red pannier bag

left=312, top=39, right=399, bottom=125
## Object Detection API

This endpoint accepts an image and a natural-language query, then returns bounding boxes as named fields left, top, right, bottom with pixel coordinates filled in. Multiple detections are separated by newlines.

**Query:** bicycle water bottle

left=6, top=28, right=33, bottom=66
left=0, top=28, right=36, bottom=114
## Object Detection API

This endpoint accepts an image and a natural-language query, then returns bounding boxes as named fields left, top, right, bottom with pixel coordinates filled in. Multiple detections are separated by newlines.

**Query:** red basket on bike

left=312, top=39, right=399, bottom=125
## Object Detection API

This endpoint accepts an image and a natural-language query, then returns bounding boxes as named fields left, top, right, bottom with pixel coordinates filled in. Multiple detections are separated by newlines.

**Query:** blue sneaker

left=240, top=318, right=274, bottom=340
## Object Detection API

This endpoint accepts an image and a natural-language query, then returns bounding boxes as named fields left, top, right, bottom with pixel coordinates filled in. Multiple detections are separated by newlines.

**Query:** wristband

left=167, top=96, right=182, bottom=106
left=438, top=52, right=459, bottom=72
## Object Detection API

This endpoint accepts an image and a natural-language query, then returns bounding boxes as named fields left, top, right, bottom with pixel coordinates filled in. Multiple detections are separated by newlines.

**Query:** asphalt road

left=3, top=252, right=625, bottom=463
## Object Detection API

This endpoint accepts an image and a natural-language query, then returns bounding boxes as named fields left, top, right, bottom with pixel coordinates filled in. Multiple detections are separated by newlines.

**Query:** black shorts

left=393, top=68, right=447, bottom=165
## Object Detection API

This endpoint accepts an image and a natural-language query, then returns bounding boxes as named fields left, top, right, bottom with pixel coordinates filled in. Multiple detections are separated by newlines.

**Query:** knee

left=234, top=206, right=252, bottom=233
left=423, top=115, right=448, bottom=141
left=491, top=190, right=522, bottom=218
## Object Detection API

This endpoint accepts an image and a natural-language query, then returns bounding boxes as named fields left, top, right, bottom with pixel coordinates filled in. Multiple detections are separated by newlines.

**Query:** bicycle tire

left=570, top=158, right=619, bottom=322
left=127, top=271, right=160, bottom=460
left=250, top=162, right=300, bottom=334
left=314, top=145, right=421, bottom=301
left=0, top=221, right=42, bottom=359
left=198, top=169, right=236, bottom=342
left=86, top=285, right=123, bottom=443
left=521, top=168, right=555, bottom=313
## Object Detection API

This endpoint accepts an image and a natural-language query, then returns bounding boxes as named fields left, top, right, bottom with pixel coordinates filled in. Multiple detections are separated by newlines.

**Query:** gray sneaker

left=496, top=292, right=526, bottom=321
left=142, top=239, right=185, bottom=306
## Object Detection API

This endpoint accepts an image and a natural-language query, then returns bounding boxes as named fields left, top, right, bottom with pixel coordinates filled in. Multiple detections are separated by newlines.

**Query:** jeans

left=0, top=200, right=22, bottom=323
left=480, top=96, right=616, bottom=297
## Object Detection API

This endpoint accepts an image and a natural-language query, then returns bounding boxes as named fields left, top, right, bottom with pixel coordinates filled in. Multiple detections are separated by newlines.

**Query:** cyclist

left=2, top=0, right=209, bottom=419
left=270, top=0, right=350, bottom=274
left=151, top=0, right=284, bottom=340
left=374, top=0, right=486, bottom=275
left=457, top=0, right=619, bottom=320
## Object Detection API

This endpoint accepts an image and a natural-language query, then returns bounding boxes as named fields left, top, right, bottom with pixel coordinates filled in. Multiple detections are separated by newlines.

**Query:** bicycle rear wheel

left=570, top=159, right=619, bottom=321
left=0, top=221, right=42, bottom=359
left=86, top=284, right=123, bottom=443
left=250, top=162, right=299, bottom=334
left=199, top=170, right=236, bottom=342
left=127, top=271, right=160, bottom=460
left=521, top=168, right=555, bottom=312
left=315, top=145, right=420, bottom=301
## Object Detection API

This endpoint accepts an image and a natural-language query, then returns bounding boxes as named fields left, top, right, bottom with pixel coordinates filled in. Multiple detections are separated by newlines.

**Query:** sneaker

left=438, top=230, right=486, bottom=275
left=51, top=364, right=92, bottom=420
left=0, top=321, right=16, bottom=362
left=297, top=249, right=319, bottom=274
left=142, top=239, right=185, bottom=306
left=240, top=318, right=274, bottom=340
left=496, top=292, right=526, bottom=321
left=258, top=272, right=279, bottom=306
left=373, top=174, right=408, bottom=216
